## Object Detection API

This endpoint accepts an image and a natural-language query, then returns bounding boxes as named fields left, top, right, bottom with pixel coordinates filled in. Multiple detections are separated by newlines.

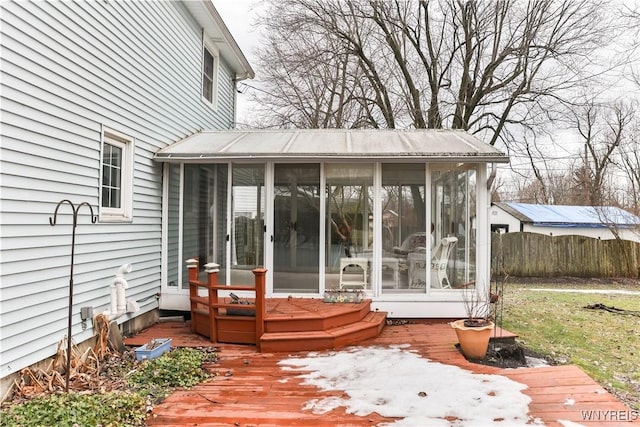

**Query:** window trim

left=99, top=127, right=134, bottom=222
left=201, top=33, right=219, bottom=110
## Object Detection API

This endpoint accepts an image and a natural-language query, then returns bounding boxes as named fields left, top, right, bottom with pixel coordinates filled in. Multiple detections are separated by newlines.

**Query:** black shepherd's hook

left=49, top=200, right=97, bottom=392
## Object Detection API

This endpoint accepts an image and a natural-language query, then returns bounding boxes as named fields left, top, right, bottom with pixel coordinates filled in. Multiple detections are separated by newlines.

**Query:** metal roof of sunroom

left=155, top=129, right=510, bottom=163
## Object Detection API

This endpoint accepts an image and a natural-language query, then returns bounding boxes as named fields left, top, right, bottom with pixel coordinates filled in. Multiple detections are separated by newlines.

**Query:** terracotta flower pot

left=451, top=319, right=494, bottom=359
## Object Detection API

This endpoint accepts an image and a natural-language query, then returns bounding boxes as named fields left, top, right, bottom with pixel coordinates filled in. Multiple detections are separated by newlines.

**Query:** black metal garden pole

left=49, top=200, right=97, bottom=392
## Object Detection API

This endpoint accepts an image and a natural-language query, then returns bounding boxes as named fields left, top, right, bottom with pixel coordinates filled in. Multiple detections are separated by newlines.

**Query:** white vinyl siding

left=0, top=0, right=238, bottom=379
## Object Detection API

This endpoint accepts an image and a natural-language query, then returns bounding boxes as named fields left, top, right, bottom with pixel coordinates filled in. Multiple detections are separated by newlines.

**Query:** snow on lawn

left=279, top=345, right=539, bottom=426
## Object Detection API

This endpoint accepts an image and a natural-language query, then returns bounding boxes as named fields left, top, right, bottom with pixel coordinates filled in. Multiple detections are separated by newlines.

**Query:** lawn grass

left=500, top=281, right=640, bottom=410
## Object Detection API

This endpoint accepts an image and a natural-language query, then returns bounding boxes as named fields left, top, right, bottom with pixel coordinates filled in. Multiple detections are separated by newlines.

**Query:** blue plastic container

left=135, top=338, right=172, bottom=361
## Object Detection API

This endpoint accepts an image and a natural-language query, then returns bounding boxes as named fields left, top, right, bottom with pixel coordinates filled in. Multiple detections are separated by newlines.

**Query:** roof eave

left=531, top=222, right=638, bottom=229
left=183, top=1, right=255, bottom=80
left=495, top=202, right=533, bottom=223
left=154, top=153, right=510, bottom=163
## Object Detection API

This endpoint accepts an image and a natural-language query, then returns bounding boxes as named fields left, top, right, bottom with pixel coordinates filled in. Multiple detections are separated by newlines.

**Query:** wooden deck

left=129, top=298, right=387, bottom=352
left=124, top=319, right=637, bottom=426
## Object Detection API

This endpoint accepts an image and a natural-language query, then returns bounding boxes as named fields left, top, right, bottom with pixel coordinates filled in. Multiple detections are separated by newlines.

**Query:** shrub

left=127, top=347, right=211, bottom=403
left=129, top=347, right=210, bottom=388
left=1, top=391, right=147, bottom=427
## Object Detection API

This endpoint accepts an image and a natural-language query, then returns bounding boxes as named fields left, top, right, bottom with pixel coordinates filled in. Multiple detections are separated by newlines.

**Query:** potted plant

left=451, top=284, right=495, bottom=359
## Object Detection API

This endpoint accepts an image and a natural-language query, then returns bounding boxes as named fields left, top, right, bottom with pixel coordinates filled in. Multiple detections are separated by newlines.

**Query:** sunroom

left=155, top=129, right=509, bottom=318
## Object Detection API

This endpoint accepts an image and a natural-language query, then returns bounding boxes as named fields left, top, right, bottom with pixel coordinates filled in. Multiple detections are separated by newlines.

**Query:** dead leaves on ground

left=7, top=314, right=123, bottom=403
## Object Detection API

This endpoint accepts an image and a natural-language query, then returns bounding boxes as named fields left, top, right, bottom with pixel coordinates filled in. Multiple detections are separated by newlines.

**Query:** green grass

left=501, top=282, right=640, bottom=410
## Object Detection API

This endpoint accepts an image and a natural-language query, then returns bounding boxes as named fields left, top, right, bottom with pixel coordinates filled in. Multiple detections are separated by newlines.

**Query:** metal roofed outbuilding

left=496, top=203, right=640, bottom=228
left=491, top=202, right=640, bottom=243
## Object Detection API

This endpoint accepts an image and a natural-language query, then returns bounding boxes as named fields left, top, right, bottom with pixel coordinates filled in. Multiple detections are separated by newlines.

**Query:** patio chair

left=408, top=237, right=458, bottom=289
left=391, top=232, right=428, bottom=257
left=339, top=257, right=369, bottom=289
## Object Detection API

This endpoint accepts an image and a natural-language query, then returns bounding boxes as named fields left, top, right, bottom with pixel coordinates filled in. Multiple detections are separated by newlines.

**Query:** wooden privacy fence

left=492, top=232, right=640, bottom=278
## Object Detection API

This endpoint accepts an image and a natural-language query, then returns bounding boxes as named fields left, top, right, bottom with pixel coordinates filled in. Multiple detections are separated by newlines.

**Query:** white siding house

left=0, top=0, right=253, bottom=395
left=490, top=202, right=640, bottom=243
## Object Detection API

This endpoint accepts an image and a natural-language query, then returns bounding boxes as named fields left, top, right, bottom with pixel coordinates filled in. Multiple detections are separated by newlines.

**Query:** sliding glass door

left=230, top=164, right=265, bottom=284
left=380, top=164, right=426, bottom=293
left=324, top=164, right=374, bottom=290
left=273, top=164, right=320, bottom=293
left=180, top=164, right=227, bottom=287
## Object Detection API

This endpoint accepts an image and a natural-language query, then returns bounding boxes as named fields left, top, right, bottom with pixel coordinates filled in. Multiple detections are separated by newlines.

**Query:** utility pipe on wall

left=105, top=263, right=140, bottom=321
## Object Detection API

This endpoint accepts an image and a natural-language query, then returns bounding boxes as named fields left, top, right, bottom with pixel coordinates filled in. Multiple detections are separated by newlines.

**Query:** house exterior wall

left=521, top=224, right=640, bottom=242
left=489, top=205, right=521, bottom=233
left=0, top=0, right=239, bottom=383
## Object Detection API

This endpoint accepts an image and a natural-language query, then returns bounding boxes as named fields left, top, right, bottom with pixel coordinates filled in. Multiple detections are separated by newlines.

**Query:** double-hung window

left=201, top=37, right=218, bottom=108
left=100, top=129, right=133, bottom=221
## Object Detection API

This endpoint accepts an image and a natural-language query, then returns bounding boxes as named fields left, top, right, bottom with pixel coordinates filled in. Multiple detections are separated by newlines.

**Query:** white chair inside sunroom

left=407, top=236, right=458, bottom=289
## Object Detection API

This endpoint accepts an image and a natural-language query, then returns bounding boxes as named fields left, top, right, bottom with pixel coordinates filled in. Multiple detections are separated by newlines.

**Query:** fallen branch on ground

left=584, top=303, right=640, bottom=317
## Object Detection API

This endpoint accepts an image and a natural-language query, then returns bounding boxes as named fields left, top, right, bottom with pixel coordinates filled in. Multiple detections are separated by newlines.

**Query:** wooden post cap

left=204, top=263, right=220, bottom=273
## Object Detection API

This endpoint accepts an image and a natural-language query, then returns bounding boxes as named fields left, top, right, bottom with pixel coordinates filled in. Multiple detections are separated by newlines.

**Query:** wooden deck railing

left=187, top=259, right=266, bottom=348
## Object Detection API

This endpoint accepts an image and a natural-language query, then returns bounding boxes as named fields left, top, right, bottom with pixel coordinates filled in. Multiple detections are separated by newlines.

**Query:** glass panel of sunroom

left=431, top=165, right=476, bottom=290
left=325, top=164, right=374, bottom=291
left=381, top=164, right=426, bottom=293
left=273, top=164, right=321, bottom=293
left=167, top=163, right=180, bottom=288
left=181, top=164, right=227, bottom=288
left=231, top=164, right=265, bottom=285
left=213, top=165, right=228, bottom=284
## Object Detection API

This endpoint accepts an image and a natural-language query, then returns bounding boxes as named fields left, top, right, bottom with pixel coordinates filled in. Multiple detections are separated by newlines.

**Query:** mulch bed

left=458, top=342, right=558, bottom=369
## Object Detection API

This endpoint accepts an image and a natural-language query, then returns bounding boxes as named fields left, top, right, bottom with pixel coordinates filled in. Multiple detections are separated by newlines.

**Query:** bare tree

left=517, top=169, right=578, bottom=204
left=571, top=100, right=634, bottom=205
left=620, top=2, right=640, bottom=88
left=250, top=0, right=640, bottom=216
left=252, top=0, right=614, bottom=147
left=248, top=19, right=366, bottom=128
left=251, top=1, right=393, bottom=128
left=616, top=5, right=640, bottom=215
left=616, top=109, right=640, bottom=215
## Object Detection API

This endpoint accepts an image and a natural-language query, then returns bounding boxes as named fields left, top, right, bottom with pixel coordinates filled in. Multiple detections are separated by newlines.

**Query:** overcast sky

left=212, top=0, right=264, bottom=121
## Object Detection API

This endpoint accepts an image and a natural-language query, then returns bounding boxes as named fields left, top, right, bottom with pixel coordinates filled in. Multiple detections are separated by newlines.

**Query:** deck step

left=259, top=311, right=387, bottom=352
left=264, top=300, right=372, bottom=333
left=125, top=298, right=388, bottom=352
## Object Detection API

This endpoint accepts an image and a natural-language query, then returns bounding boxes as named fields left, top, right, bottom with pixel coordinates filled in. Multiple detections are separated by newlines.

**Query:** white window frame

left=99, top=127, right=134, bottom=222
left=201, top=33, right=219, bottom=110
